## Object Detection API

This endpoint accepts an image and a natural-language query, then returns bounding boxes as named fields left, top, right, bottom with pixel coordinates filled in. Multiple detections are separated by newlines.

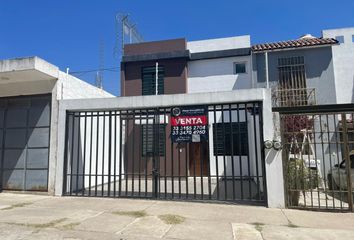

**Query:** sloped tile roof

left=252, top=38, right=338, bottom=52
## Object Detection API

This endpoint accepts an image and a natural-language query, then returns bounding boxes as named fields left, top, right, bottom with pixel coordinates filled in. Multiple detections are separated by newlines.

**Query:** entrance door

left=0, top=95, right=51, bottom=192
left=189, top=142, right=208, bottom=176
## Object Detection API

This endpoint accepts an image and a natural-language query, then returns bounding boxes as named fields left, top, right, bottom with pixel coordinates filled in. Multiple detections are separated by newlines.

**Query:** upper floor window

left=142, top=66, right=164, bottom=95
left=352, top=35, right=354, bottom=43
left=335, top=36, right=345, bottom=44
left=234, top=62, right=247, bottom=74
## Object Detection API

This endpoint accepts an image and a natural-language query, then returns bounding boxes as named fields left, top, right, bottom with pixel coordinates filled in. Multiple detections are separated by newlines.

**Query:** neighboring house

left=0, top=56, right=113, bottom=194
left=322, top=27, right=354, bottom=104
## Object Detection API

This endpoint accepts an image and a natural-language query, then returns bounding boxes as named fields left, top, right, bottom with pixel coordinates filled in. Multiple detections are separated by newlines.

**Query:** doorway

left=189, top=142, right=209, bottom=176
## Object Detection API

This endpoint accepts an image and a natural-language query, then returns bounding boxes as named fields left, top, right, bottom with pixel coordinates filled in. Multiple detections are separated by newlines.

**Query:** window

left=277, top=56, right=307, bottom=106
left=213, top=122, right=248, bottom=156
left=352, top=35, right=354, bottom=43
left=142, top=66, right=164, bottom=95
left=335, top=36, right=344, bottom=44
left=141, top=124, right=166, bottom=157
left=234, top=62, right=246, bottom=74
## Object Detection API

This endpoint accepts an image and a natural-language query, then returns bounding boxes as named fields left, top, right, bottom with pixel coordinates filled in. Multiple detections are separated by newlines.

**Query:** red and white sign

left=171, top=115, right=207, bottom=126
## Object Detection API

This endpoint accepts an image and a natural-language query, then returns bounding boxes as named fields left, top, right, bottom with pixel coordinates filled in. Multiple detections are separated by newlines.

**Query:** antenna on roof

left=95, top=39, right=104, bottom=89
left=113, top=13, right=144, bottom=59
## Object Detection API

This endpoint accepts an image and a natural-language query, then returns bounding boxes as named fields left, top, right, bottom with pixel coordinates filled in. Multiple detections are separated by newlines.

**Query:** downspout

left=265, top=51, right=270, bottom=89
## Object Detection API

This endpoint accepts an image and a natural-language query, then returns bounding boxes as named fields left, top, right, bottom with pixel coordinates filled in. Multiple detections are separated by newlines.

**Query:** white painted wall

left=187, top=35, right=251, bottom=53
left=188, top=56, right=252, bottom=93
left=323, top=27, right=354, bottom=104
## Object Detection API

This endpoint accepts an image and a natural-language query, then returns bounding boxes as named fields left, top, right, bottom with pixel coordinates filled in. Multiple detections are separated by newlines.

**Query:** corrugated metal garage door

left=0, top=95, right=51, bottom=191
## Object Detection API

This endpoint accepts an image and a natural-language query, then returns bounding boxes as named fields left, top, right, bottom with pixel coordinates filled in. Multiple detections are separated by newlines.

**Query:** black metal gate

left=276, top=104, right=354, bottom=211
left=63, top=102, right=266, bottom=205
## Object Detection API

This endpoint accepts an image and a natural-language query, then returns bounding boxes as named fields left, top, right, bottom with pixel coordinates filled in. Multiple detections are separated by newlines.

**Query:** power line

left=70, top=66, right=120, bottom=75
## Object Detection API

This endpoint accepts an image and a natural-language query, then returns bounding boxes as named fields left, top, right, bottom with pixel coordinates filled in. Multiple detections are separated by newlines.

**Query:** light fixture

left=273, top=140, right=282, bottom=150
left=264, top=140, right=273, bottom=149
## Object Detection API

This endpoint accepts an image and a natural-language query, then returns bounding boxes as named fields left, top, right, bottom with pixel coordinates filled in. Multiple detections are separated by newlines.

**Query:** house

left=0, top=57, right=113, bottom=193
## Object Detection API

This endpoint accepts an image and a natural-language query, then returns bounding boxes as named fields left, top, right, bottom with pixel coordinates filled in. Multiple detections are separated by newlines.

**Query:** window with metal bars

left=213, top=122, right=248, bottom=156
left=141, top=66, right=164, bottom=95
left=277, top=56, right=307, bottom=106
left=141, top=124, right=166, bottom=157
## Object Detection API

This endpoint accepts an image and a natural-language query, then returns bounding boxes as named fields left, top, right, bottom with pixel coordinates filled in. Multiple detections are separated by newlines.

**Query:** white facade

left=187, top=35, right=251, bottom=53
left=188, top=56, right=252, bottom=93
left=322, top=27, right=354, bottom=104
left=187, top=36, right=253, bottom=93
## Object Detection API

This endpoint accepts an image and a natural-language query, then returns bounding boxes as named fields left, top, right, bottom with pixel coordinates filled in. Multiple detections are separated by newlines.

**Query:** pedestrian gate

left=63, top=102, right=266, bottom=205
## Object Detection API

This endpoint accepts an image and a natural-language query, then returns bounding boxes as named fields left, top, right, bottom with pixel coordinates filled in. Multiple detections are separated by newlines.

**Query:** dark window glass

left=234, top=63, right=246, bottom=74
left=142, top=66, right=164, bottom=95
left=141, top=124, right=166, bottom=157
left=352, top=35, right=354, bottom=43
left=213, top=122, right=248, bottom=156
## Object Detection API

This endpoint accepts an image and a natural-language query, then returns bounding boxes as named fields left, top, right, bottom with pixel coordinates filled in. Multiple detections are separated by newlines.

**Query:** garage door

left=0, top=95, right=51, bottom=191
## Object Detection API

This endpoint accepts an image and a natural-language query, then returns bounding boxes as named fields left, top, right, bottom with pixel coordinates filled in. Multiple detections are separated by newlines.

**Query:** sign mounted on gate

left=171, top=105, right=208, bottom=143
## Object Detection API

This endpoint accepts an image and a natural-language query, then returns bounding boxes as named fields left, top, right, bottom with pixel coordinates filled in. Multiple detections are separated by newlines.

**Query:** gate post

left=263, top=90, right=286, bottom=208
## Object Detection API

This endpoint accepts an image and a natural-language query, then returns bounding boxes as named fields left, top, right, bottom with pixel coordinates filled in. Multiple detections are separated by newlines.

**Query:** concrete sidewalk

left=0, top=193, right=353, bottom=240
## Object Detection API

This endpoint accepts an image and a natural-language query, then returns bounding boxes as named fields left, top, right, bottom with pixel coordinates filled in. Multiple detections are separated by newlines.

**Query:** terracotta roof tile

left=252, top=38, right=338, bottom=52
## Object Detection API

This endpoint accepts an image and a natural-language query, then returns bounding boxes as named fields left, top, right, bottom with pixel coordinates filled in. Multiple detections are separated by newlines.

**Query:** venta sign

left=171, top=106, right=208, bottom=143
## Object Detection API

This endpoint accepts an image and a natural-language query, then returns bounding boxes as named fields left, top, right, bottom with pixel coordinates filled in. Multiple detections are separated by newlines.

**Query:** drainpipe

left=265, top=51, right=269, bottom=89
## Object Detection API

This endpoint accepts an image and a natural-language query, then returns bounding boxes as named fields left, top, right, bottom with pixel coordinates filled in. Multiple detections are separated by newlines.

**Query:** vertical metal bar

left=82, top=112, right=87, bottom=196
left=138, top=110, right=142, bottom=197
left=200, top=141, right=204, bottom=200
left=114, top=111, right=117, bottom=197
left=207, top=106, right=212, bottom=200
left=144, top=110, right=148, bottom=197
left=88, top=112, right=93, bottom=196
left=229, top=104, right=235, bottom=200
left=193, top=143, right=196, bottom=199
left=214, top=105, right=219, bottom=200
left=326, top=114, right=335, bottom=208
left=75, top=112, right=80, bottom=196
left=164, top=108, right=167, bottom=199
left=319, top=114, right=328, bottom=209
left=185, top=138, right=189, bottom=199
left=125, top=113, right=129, bottom=196
left=221, top=105, right=227, bottom=200
left=333, top=114, right=344, bottom=209
left=108, top=111, right=112, bottom=197
left=342, top=113, right=353, bottom=211
left=252, top=103, right=261, bottom=201
left=245, top=106, right=252, bottom=200
left=95, top=113, right=99, bottom=196
left=258, top=103, right=267, bottom=204
left=69, top=113, right=75, bottom=195
left=118, top=112, right=123, bottom=197
left=237, top=104, right=244, bottom=200
left=171, top=123, right=174, bottom=199
left=131, top=110, right=136, bottom=196
left=179, top=143, right=182, bottom=199
left=101, top=112, right=106, bottom=197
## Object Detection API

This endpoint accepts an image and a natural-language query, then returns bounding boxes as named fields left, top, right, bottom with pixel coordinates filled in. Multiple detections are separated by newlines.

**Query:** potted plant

left=287, top=158, right=319, bottom=206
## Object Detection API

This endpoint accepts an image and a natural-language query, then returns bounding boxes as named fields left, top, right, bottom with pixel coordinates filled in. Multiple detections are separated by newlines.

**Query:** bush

left=287, top=158, right=319, bottom=206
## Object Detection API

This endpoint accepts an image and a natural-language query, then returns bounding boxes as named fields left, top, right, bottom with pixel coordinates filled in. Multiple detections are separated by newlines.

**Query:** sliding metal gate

left=63, top=102, right=266, bottom=205
left=276, top=104, right=354, bottom=211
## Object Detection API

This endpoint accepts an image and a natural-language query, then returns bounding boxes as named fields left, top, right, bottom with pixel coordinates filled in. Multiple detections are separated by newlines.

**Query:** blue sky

left=1, top=0, right=354, bottom=96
